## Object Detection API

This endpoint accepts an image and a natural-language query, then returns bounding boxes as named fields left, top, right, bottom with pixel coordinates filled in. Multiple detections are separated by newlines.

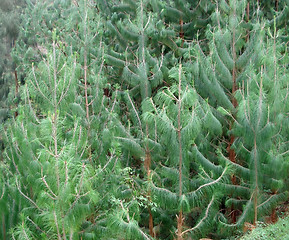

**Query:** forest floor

left=238, top=201, right=289, bottom=240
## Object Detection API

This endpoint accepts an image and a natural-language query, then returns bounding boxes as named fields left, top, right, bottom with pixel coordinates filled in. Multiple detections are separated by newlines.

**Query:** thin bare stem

left=177, top=64, right=183, bottom=240
left=16, top=179, right=43, bottom=212
left=54, top=211, right=62, bottom=240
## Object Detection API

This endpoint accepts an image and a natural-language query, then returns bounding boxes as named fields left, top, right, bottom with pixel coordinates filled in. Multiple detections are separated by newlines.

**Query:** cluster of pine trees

left=1, top=0, right=289, bottom=239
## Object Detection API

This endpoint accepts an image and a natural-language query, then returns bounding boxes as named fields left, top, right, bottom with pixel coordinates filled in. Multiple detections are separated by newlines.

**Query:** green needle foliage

left=191, top=0, right=289, bottom=235
left=218, top=21, right=289, bottom=228
left=1, top=0, right=289, bottom=239
left=4, top=43, right=97, bottom=239
left=143, top=64, right=229, bottom=239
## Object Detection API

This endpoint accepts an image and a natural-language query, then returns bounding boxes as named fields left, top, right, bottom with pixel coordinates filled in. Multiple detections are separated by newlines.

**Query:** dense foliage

left=1, top=0, right=289, bottom=239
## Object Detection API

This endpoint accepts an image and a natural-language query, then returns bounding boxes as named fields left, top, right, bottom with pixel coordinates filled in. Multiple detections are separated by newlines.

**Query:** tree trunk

left=177, top=210, right=183, bottom=240
left=177, top=64, right=183, bottom=240
left=14, top=70, right=19, bottom=117
left=2, top=213, right=6, bottom=240
left=145, top=147, right=154, bottom=237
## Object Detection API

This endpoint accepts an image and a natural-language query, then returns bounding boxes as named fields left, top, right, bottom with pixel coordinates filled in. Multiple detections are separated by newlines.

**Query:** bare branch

left=16, top=179, right=43, bottom=212
left=181, top=196, right=215, bottom=236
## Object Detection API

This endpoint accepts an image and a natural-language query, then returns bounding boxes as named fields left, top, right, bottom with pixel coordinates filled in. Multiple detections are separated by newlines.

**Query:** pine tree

left=188, top=0, right=289, bottom=233
left=99, top=0, right=171, bottom=236
left=4, top=39, right=95, bottom=238
left=142, top=64, right=229, bottom=239
left=218, top=18, right=289, bottom=228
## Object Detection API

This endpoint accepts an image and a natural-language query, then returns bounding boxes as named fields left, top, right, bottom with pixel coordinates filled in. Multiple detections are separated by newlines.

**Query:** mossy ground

left=240, top=215, right=289, bottom=240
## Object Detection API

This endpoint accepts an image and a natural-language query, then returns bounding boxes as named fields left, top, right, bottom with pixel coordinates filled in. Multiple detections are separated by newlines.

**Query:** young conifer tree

left=58, top=0, right=116, bottom=166
left=99, top=0, right=170, bottom=236
left=217, top=18, right=289, bottom=231
left=187, top=0, right=255, bottom=223
left=142, top=64, right=229, bottom=240
left=188, top=0, right=289, bottom=233
left=15, top=0, right=119, bottom=168
left=4, top=36, right=102, bottom=239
